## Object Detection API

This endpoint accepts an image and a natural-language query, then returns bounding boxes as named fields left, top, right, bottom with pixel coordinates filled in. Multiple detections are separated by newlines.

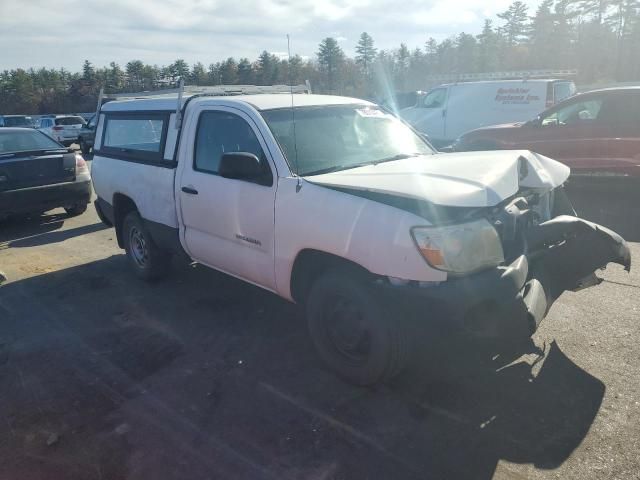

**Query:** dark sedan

left=0, top=128, right=92, bottom=219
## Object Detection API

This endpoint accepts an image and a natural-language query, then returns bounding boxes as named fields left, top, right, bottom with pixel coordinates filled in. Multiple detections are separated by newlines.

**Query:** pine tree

left=237, top=58, right=254, bottom=84
left=477, top=20, right=501, bottom=71
left=196, top=62, right=209, bottom=85
left=456, top=33, right=478, bottom=72
left=220, top=58, right=238, bottom=84
left=530, top=0, right=557, bottom=67
left=355, top=32, right=377, bottom=76
left=498, top=1, right=530, bottom=45
left=317, top=37, right=345, bottom=93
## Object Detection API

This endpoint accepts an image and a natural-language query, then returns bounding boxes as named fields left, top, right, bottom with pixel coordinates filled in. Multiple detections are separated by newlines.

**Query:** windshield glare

left=262, top=105, right=434, bottom=176
left=0, top=129, right=63, bottom=153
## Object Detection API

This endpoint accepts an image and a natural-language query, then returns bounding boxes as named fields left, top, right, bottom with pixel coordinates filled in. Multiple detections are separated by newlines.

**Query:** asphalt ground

left=0, top=170, right=638, bottom=480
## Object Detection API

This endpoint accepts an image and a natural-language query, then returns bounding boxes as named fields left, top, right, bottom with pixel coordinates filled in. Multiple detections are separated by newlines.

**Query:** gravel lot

left=0, top=184, right=638, bottom=479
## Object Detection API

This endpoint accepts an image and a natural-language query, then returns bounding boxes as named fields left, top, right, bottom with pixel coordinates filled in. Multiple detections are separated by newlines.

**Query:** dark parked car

left=453, top=86, right=640, bottom=178
left=77, top=114, right=97, bottom=154
left=0, top=115, right=35, bottom=128
left=0, top=128, right=92, bottom=219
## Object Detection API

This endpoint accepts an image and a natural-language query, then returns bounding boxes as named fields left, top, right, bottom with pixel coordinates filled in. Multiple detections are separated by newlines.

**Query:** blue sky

left=0, top=0, right=540, bottom=70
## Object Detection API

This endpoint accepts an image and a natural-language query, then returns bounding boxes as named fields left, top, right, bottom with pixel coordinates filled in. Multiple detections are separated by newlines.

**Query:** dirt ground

left=0, top=185, right=638, bottom=479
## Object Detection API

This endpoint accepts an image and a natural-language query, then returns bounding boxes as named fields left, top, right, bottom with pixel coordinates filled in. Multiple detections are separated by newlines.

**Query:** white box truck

left=401, top=77, right=576, bottom=148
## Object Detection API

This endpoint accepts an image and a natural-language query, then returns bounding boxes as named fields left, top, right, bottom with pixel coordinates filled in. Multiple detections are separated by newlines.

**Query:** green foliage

left=317, top=37, right=345, bottom=93
left=0, top=0, right=639, bottom=114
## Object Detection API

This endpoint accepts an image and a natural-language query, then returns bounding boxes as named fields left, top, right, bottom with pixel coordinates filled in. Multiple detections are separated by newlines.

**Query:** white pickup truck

left=91, top=86, right=631, bottom=385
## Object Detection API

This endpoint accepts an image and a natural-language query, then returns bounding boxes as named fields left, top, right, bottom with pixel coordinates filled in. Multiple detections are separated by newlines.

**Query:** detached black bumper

left=375, top=216, right=631, bottom=341
left=0, top=179, right=92, bottom=215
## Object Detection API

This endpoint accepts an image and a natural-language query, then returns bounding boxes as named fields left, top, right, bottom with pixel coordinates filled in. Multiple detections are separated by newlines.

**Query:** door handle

left=181, top=186, right=198, bottom=195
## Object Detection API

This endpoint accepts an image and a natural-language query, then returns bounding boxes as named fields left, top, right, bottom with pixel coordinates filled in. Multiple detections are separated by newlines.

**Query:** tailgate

left=0, top=152, right=76, bottom=191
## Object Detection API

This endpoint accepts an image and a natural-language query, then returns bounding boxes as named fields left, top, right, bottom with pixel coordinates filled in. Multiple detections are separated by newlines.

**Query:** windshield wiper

left=304, top=153, right=422, bottom=176
left=371, top=153, right=422, bottom=164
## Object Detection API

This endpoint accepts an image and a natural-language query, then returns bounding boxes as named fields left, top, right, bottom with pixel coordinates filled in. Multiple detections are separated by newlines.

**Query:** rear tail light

left=52, top=126, right=63, bottom=131
left=75, top=154, right=89, bottom=175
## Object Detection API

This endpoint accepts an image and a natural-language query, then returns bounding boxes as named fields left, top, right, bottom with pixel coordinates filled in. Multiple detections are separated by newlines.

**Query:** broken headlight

left=411, top=219, right=505, bottom=274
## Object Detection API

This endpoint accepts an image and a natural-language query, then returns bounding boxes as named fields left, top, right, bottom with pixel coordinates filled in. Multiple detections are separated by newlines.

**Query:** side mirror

left=219, top=152, right=265, bottom=181
left=527, top=115, right=542, bottom=127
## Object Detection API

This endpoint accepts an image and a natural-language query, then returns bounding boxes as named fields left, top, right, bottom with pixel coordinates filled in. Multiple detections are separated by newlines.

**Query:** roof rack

left=424, top=69, right=578, bottom=85
left=101, top=82, right=312, bottom=100
left=94, top=79, right=312, bottom=129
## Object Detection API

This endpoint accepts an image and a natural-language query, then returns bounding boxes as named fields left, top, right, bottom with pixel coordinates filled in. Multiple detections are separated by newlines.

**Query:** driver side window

left=541, top=98, right=603, bottom=126
left=420, top=88, right=447, bottom=108
left=194, top=110, right=272, bottom=185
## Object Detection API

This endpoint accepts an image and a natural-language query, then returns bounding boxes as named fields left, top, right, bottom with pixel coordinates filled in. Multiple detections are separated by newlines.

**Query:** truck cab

left=91, top=86, right=630, bottom=385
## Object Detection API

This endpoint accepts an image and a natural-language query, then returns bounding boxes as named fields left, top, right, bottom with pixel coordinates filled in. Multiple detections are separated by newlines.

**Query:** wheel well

left=113, top=193, right=138, bottom=248
left=290, top=249, right=374, bottom=305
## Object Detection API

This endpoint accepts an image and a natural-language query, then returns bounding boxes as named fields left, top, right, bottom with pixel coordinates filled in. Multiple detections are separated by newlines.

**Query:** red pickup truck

left=453, top=86, right=640, bottom=178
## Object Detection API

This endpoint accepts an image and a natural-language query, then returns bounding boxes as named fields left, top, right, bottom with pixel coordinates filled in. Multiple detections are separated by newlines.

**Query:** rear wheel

left=65, top=204, right=87, bottom=217
left=122, top=212, right=169, bottom=281
left=306, top=270, right=410, bottom=385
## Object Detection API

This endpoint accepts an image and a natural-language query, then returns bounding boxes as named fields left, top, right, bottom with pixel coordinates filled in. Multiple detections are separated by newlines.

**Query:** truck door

left=176, top=106, right=277, bottom=291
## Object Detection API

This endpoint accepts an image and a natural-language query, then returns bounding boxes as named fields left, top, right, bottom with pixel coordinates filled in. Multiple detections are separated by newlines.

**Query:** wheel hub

left=129, top=227, right=148, bottom=268
left=326, top=297, right=371, bottom=363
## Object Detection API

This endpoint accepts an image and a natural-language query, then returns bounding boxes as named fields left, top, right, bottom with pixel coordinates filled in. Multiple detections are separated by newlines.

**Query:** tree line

left=1, top=0, right=639, bottom=114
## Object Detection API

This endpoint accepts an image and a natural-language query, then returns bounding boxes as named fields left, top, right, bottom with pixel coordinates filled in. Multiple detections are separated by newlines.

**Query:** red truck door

left=600, top=91, right=640, bottom=177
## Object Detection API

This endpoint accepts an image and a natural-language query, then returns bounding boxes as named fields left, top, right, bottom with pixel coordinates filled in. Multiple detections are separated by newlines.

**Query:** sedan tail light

left=75, top=154, right=89, bottom=175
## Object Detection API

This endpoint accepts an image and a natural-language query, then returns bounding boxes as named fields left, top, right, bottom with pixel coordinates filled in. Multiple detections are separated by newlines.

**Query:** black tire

left=64, top=203, right=88, bottom=217
left=79, top=138, right=91, bottom=155
left=122, top=211, right=169, bottom=281
left=306, top=270, right=410, bottom=385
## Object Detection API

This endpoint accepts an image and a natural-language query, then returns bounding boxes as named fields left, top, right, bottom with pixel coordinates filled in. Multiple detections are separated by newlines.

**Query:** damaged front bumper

left=376, top=215, right=631, bottom=340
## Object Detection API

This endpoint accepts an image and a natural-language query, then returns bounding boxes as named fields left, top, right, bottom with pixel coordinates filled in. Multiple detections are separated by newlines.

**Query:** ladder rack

left=94, top=79, right=312, bottom=130
left=425, top=69, right=578, bottom=84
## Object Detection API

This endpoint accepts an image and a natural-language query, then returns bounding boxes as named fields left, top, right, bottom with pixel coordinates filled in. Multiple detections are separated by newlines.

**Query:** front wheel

left=122, top=212, right=169, bottom=281
left=306, top=270, right=410, bottom=385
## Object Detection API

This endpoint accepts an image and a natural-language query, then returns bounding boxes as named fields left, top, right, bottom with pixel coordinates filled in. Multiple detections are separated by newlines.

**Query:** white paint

left=101, top=94, right=371, bottom=113
left=175, top=104, right=278, bottom=290
left=401, top=80, right=575, bottom=144
left=92, top=93, right=572, bottom=303
left=306, top=150, right=570, bottom=208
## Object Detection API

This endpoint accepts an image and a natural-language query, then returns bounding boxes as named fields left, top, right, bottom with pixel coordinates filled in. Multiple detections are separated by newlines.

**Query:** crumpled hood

left=304, top=150, right=570, bottom=208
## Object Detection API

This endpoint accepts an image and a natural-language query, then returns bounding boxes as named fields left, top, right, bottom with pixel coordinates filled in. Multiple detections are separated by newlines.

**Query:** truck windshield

left=262, top=105, right=434, bottom=176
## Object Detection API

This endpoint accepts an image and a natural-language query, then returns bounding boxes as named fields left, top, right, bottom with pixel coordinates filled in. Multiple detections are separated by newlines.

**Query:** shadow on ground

left=0, top=254, right=605, bottom=480
left=0, top=211, right=107, bottom=247
left=566, top=179, right=640, bottom=242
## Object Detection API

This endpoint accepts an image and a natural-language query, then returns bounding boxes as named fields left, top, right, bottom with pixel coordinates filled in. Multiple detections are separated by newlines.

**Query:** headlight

left=411, top=219, right=504, bottom=274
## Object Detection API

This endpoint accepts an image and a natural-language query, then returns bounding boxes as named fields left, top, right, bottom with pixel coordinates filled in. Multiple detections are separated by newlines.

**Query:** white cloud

left=0, top=0, right=540, bottom=70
